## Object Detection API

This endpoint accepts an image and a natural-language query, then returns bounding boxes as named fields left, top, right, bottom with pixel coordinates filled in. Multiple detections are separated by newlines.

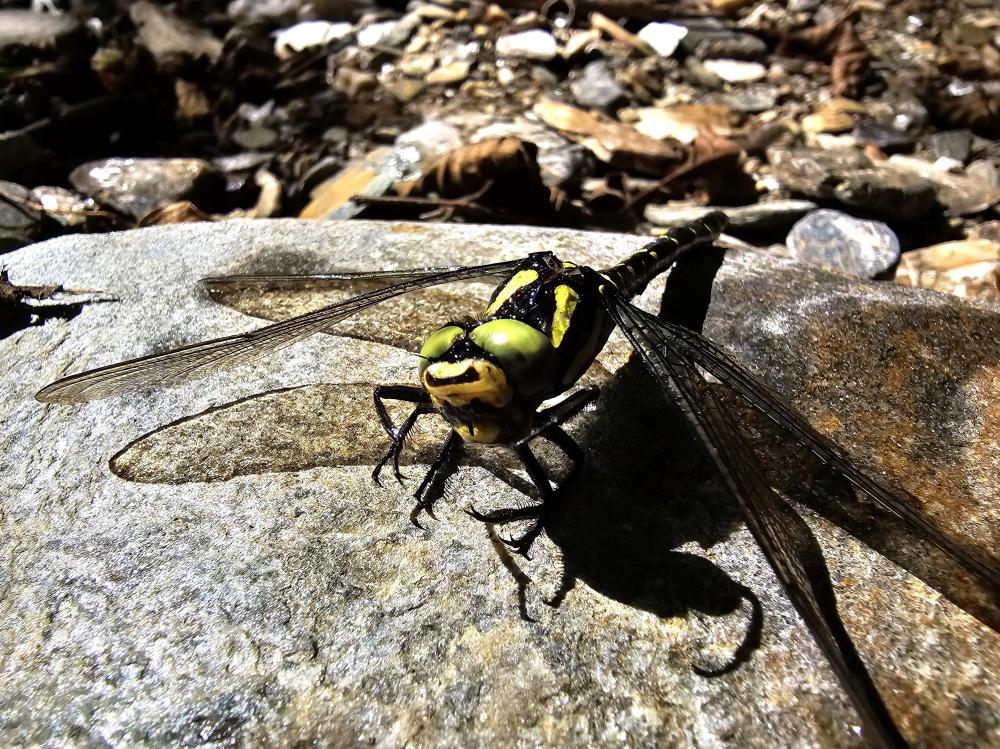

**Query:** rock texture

left=1, top=219, right=998, bottom=748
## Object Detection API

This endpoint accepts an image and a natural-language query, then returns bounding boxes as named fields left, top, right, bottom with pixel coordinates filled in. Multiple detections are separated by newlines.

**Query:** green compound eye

left=418, top=325, right=464, bottom=374
left=470, top=319, right=554, bottom=395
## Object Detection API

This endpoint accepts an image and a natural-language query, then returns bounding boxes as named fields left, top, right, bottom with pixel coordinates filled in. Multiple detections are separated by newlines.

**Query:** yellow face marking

left=649, top=251, right=658, bottom=260
left=423, top=360, right=512, bottom=409
left=455, top=422, right=501, bottom=443
left=485, top=269, right=539, bottom=316
left=550, top=284, right=580, bottom=349
left=562, top=261, right=576, bottom=268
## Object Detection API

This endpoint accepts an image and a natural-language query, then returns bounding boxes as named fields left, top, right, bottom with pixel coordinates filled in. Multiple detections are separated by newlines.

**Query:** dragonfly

left=36, top=212, right=999, bottom=749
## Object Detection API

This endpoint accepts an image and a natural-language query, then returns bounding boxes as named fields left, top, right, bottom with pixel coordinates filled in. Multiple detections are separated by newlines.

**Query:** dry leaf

left=831, top=21, right=868, bottom=99
left=137, top=201, right=216, bottom=227
left=396, top=138, right=541, bottom=198
left=784, top=13, right=870, bottom=99
left=533, top=98, right=683, bottom=175
left=394, top=138, right=572, bottom=220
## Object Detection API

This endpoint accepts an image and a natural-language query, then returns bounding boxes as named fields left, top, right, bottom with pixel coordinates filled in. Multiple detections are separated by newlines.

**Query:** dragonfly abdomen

left=603, top=211, right=728, bottom=299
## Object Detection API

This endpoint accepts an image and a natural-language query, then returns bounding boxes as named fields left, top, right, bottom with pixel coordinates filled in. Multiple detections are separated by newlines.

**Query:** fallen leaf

left=533, top=98, right=683, bottom=175
left=138, top=200, right=216, bottom=226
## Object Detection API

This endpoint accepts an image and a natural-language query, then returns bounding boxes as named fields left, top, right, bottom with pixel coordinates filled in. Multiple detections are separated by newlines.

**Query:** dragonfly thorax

left=418, top=318, right=556, bottom=443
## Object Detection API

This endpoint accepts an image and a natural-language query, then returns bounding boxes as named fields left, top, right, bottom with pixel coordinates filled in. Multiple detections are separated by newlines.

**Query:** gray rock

left=718, top=84, right=777, bottom=113
left=29, top=185, right=97, bottom=227
left=690, top=33, right=769, bottom=61
left=646, top=200, right=817, bottom=232
left=130, top=1, right=224, bottom=65
left=231, top=126, right=278, bottom=150
left=356, top=13, right=420, bottom=49
left=228, top=0, right=372, bottom=23
left=69, top=157, right=222, bottom=219
left=0, top=180, right=40, bottom=251
left=768, top=147, right=939, bottom=221
left=570, top=59, right=626, bottom=110
left=395, top=120, right=462, bottom=161
left=851, top=120, right=916, bottom=153
left=2, top=220, right=998, bottom=748
left=928, top=130, right=974, bottom=163
left=0, top=8, right=80, bottom=53
left=786, top=208, right=900, bottom=277
left=787, top=0, right=822, bottom=12
left=832, top=169, right=939, bottom=221
left=887, top=154, right=1000, bottom=217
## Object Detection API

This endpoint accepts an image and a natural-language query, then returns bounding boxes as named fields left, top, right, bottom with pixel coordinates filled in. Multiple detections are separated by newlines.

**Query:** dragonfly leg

left=409, top=430, right=462, bottom=527
left=371, top=384, right=433, bottom=485
left=468, top=405, right=590, bottom=557
left=513, top=385, right=600, bottom=448
left=467, top=443, right=552, bottom=558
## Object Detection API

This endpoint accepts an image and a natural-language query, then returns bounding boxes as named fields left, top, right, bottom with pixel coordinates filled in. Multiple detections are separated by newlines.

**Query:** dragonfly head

left=418, top=319, right=555, bottom=443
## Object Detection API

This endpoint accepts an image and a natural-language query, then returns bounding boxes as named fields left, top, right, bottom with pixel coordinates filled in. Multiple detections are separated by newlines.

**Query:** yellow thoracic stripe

left=484, top=269, right=539, bottom=316
left=550, top=284, right=579, bottom=348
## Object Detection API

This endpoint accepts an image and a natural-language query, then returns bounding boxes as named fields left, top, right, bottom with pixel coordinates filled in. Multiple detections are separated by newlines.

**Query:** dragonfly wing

left=604, top=291, right=909, bottom=749
left=200, top=265, right=518, bottom=288
left=649, top=315, right=1000, bottom=593
left=36, top=259, right=523, bottom=404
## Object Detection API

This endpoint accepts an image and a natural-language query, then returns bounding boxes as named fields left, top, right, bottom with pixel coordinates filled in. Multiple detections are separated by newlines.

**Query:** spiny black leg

left=540, top=424, right=585, bottom=489
left=409, top=430, right=462, bottom=527
left=373, top=384, right=430, bottom=440
left=371, top=384, right=433, bottom=486
left=372, top=403, right=432, bottom=485
left=513, top=386, right=599, bottom=448
left=466, top=444, right=554, bottom=558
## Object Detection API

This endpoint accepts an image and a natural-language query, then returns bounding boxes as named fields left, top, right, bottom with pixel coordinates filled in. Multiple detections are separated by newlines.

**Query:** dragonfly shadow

left=544, top=358, right=764, bottom=675
left=540, top=245, right=764, bottom=673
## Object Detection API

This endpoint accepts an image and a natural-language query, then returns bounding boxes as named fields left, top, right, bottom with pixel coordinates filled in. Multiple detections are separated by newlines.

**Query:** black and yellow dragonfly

left=36, top=212, right=999, bottom=749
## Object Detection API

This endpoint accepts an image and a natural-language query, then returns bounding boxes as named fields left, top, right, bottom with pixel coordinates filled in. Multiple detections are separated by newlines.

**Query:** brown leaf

left=396, top=138, right=542, bottom=199
left=138, top=201, right=216, bottom=227
left=393, top=138, right=576, bottom=222
left=533, top=97, right=684, bottom=175
left=783, top=13, right=869, bottom=99
left=831, top=21, right=868, bottom=99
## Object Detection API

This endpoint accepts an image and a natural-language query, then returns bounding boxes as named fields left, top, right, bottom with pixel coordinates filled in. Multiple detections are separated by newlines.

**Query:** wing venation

left=36, top=259, right=523, bottom=404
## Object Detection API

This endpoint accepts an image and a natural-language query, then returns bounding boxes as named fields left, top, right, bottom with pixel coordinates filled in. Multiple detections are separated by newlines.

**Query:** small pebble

left=636, top=22, right=687, bottom=57
left=495, top=29, right=558, bottom=61
left=701, top=59, right=767, bottom=82
left=571, top=60, right=625, bottom=110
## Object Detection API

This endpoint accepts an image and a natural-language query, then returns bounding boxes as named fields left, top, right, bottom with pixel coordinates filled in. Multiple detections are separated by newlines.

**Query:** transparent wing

left=36, top=259, right=523, bottom=404
left=642, top=312, right=1000, bottom=593
left=604, top=290, right=910, bottom=749
left=200, top=266, right=511, bottom=288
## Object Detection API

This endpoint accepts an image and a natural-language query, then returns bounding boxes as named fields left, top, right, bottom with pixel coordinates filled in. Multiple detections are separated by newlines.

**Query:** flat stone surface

left=2, top=219, right=999, bottom=748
